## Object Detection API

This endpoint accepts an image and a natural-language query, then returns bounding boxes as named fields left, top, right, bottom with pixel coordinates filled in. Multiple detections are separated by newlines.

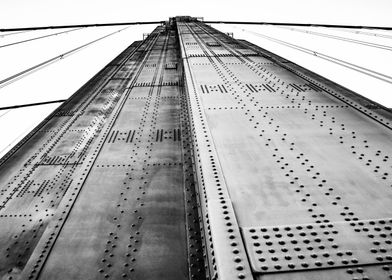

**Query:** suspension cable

left=0, top=121, right=41, bottom=157
left=0, top=99, right=66, bottom=111
left=235, top=26, right=392, bottom=84
left=206, top=21, right=392, bottom=31
left=0, top=21, right=163, bottom=32
left=330, top=28, right=392, bottom=40
left=0, top=27, right=84, bottom=49
left=276, top=26, right=392, bottom=52
left=0, top=110, right=11, bottom=118
left=0, top=30, right=32, bottom=38
left=0, top=27, right=129, bottom=89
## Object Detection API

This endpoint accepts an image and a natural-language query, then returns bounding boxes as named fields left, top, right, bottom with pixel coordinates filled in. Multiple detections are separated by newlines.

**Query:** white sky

left=0, top=0, right=392, bottom=157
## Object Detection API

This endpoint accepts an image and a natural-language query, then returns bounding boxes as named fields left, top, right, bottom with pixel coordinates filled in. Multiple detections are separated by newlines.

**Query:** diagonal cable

left=0, top=27, right=84, bottom=49
left=0, top=99, right=66, bottom=111
left=0, top=26, right=129, bottom=89
left=330, top=28, right=392, bottom=40
left=0, top=30, right=32, bottom=38
left=276, top=26, right=392, bottom=51
left=236, top=26, right=392, bottom=84
left=0, top=21, right=163, bottom=32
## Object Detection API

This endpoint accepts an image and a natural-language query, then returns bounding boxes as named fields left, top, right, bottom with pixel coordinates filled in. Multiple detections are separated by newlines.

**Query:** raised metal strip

left=197, top=20, right=392, bottom=280
left=178, top=20, right=253, bottom=280
left=19, top=32, right=161, bottom=280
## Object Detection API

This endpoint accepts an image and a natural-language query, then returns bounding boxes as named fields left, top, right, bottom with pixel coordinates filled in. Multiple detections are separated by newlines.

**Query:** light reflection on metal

left=0, top=16, right=391, bottom=280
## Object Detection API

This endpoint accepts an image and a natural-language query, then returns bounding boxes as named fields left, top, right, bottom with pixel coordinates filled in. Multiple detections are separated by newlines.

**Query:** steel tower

left=0, top=16, right=392, bottom=280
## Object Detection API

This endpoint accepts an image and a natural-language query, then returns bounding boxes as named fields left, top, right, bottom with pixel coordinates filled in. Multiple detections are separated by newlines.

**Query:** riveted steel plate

left=0, top=22, right=207, bottom=280
left=243, top=218, right=392, bottom=273
left=179, top=18, right=392, bottom=280
left=2, top=16, right=392, bottom=280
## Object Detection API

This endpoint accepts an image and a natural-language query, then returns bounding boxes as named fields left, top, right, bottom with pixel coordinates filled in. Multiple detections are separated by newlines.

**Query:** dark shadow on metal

left=0, top=100, right=66, bottom=111
left=204, top=21, right=392, bottom=31
left=0, top=21, right=165, bottom=32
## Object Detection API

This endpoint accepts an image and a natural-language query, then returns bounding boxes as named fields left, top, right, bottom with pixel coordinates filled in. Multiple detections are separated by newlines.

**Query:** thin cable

left=0, top=121, right=40, bottom=157
left=276, top=26, right=392, bottom=52
left=0, top=27, right=84, bottom=49
left=0, top=21, right=163, bottom=32
left=235, top=26, right=392, bottom=84
left=0, top=30, right=32, bottom=38
left=205, top=21, right=392, bottom=31
left=0, top=99, right=66, bottom=111
left=330, top=28, right=392, bottom=40
left=0, top=110, right=11, bottom=118
left=0, top=26, right=129, bottom=89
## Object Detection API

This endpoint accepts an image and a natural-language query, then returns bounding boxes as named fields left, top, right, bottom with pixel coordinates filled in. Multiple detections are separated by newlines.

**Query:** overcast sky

left=2, top=0, right=392, bottom=26
left=0, top=0, right=392, bottom=157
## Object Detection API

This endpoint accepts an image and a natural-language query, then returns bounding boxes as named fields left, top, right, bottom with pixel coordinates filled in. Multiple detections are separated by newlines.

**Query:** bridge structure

left=0, top=16, right=392, bottom=280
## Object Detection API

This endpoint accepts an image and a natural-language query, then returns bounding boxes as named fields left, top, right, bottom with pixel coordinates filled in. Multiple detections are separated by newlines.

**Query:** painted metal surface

left=0, top=16, right=391, bottom=280
left=176, top=17, right=392, bottom=280
left=0, top=23, right=205, bottom=280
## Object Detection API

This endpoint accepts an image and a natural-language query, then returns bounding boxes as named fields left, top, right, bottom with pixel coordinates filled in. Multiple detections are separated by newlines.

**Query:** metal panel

left=177, top=18, right=392, bottom=280
left=0, top=24, right=206, bottom=280
left=1, top=16, right=392, bottom=280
